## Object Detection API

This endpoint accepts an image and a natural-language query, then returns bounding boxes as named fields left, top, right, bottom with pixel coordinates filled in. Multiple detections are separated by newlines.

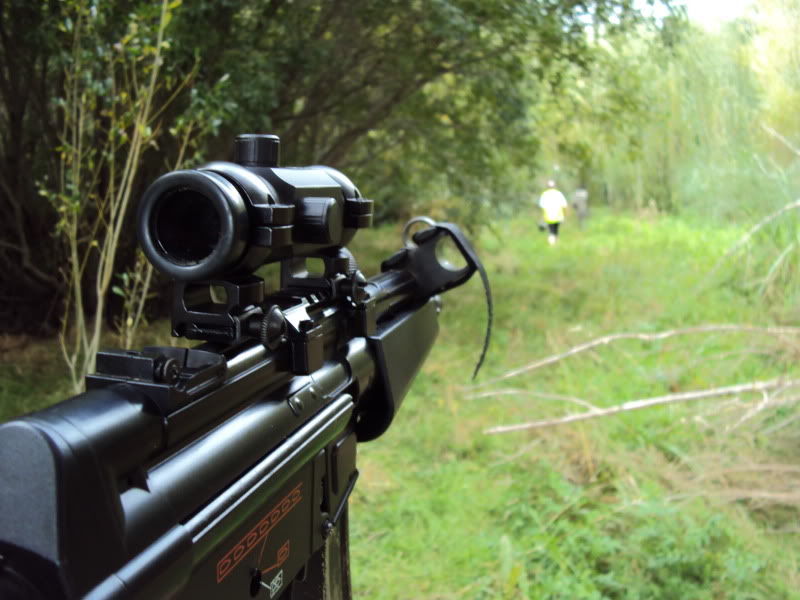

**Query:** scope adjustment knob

left=296, top=197, right=343, bottom=244
left=234, top=134, right=280, bottom=167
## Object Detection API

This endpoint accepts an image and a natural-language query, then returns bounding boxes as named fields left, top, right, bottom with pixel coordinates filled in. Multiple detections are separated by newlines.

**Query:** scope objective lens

left=154, top=189, right=221, bottom=265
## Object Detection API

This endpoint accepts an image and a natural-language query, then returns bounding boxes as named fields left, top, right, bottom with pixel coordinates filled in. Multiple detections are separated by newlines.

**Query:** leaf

left=111, top=286, right=125, bottom=297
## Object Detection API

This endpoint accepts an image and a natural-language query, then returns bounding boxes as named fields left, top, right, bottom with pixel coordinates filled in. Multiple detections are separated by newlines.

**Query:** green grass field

left=2, top=210, right=799, bottom=598
left=348, top=211, right=800, bottom=599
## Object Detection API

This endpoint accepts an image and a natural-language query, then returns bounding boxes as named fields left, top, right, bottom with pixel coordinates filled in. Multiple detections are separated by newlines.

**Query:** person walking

left=572, top=186, right=589, bottom=229
left=538, top=179, right=568, bottom=245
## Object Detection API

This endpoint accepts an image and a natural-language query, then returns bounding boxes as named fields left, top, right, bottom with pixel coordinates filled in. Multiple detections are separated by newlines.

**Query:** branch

left=706, top=199, right=800, bottom=280
left=318, top=77, right=431, bottom=165
left=668, top=489, right=800, bottom=505
left=470, top=325, right=800, bottom=389
left=467, top=388, right=599, bottom=412
left=762, top=411, right=800, bottom=436
left=484, top=378, right=800, bottom=435
left=693, top=464, right=800, bottom=480
left=728, top=389, right=771, bottom=431
left=761, top=123, right=800, bottom=157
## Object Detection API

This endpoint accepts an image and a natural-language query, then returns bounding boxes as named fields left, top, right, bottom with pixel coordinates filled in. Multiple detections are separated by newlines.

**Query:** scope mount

left=169, top=246, right=377, bottom=376
left=136, top=134, right=491, bottom=379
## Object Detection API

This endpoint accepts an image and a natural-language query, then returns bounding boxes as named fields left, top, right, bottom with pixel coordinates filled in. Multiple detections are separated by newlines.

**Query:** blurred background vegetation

left=0, top=0, right=677, bottom=342
left=3, top=0, right=800, bottom=597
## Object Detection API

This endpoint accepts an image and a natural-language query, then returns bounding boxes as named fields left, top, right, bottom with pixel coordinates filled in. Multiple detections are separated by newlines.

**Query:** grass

left=0, top=315, right=188, bottom=421
left=348, top=209, right=800, bottom=599
left=2, top=209, right=799, bottom=597
left=0, top=335, right=70, bottom=419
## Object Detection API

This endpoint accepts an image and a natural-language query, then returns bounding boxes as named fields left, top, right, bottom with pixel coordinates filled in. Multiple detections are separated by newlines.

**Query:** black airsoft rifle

left=0, top=135, right=491, bottom=600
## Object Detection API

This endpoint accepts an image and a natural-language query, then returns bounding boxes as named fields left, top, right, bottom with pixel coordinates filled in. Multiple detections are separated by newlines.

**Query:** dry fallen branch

left=668, top=489, right=800, bottom=506
left=686, top=397, right=745, bottom=430
left=467, top=388, right=600, bottom=412
left=693, top=464, right=800, bottom=480
left=762, top=410, right=800, bottom=436
left=488, top=439, right=544, bottom=468
left=484, top=378, right=800, bottom=435
left=728, top=389, right=772, bottom=431
left=689, top=391, right=800, bottom=434
left=470, top=325, right=800, bottom=389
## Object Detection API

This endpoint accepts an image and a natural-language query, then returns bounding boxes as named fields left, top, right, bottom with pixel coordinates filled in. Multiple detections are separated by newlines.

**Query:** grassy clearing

left=2, top=210, right=799, bottom=597
left=349, top=210, right=800, bottom=599
left=0, top=336, right=71, bottom=419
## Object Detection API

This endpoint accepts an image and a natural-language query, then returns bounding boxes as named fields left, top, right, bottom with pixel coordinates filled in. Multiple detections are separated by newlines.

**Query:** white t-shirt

left=539, top=189, right=568, bottom=223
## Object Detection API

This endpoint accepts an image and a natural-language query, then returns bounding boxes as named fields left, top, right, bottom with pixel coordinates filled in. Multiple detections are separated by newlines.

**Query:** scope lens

left=154, top=189, right=221, bottom=265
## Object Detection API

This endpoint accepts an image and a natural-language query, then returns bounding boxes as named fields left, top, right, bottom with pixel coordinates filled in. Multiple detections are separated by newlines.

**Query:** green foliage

left=0, top=343, right=70, bottom=421
left=535, top=5, right=800, bottom=225
left=166, top=0, right=657, bottom=220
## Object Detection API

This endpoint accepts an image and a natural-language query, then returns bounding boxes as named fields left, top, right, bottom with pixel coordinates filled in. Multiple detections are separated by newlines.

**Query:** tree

left=169, top=0, right=660, bottom=218
left=0, top=0, right=662, bottom=346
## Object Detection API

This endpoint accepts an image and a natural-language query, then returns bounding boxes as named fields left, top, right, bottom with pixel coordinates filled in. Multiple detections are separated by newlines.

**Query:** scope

left=135, top=134, right=376, bottom=344
left=137, top=134, right=373, bottom=282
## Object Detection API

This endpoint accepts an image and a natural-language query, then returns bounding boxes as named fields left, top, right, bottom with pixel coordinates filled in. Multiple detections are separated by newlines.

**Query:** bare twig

left=470, top=325, right=800, bottom=389
left=757, top=241, right=796, bottom=297
left=693, top=464, right=800, bottom=480
left=706, top=199, right=800, bottom=281
left=761, top=410, right=800, bottom=436
left=484, top=378, right=800, bottom=435
left=467, top=388, right=600, bottom=412
left=728, top=389, right=773, bottom=431
left=667, top=489, right=800, bottom=505
left=489, top=439, right=544, bottom=467
left=684, top=397, right=744, bottom=430
left=762, top=123, right=800, bottom=157
left=56, top=0, right=176, bottom=390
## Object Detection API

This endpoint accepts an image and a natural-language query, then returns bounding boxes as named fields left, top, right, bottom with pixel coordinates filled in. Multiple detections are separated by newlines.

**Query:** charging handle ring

left=402, top=216, right=437, bottom=249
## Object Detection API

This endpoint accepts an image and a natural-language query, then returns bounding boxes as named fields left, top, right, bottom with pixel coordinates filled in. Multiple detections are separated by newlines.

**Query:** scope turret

left=137, top=134, right=373, bottom=282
